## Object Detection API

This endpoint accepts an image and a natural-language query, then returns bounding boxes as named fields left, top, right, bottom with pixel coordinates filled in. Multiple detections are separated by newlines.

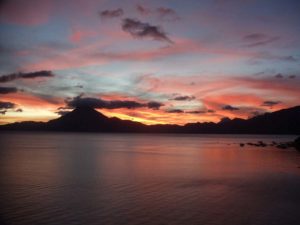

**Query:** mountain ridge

left=1, top=105, right=300, bottom=134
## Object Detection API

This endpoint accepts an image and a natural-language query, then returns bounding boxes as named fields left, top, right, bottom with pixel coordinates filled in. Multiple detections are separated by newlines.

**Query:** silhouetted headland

left=1, top=105, right=300, bottom=134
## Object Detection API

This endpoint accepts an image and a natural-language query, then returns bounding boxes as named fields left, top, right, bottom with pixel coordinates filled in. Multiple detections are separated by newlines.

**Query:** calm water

left=0, top=132, right=300, bottom=225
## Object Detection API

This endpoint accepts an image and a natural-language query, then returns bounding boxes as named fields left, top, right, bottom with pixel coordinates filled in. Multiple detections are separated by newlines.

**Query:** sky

left=0, top=0, right=300, bottom=125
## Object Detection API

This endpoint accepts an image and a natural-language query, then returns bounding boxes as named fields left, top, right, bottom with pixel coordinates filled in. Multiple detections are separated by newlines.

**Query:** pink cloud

left=20, top=34, right=289, bottom=71
left=133, top=73, right=300, bottom=120
left=69, top=28, right=97, bottom=43
left=20, top=36, right=251, bottom=70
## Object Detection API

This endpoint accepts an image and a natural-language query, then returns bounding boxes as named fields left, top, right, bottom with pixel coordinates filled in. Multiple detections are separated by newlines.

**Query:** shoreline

left=239, top=136, right=300, bottom=151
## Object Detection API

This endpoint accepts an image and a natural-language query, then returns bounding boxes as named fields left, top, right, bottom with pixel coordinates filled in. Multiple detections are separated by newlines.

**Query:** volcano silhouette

left=47, top=107, right=146, bottom=132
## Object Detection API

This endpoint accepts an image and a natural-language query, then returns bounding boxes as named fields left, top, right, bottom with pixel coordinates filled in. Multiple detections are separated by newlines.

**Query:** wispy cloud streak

left=0, top=71, right=54, bottom=83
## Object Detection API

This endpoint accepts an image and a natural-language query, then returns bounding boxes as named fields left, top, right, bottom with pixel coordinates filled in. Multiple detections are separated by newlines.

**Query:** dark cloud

left=0, top=86, right=18, bottom=94
left=0, top=71, right=54, bottom=83
left=15, top=108, right=23, bottom=112
left=289, top=75, right=296, bottom=79
left=122, top=18, right=173, bottom=43
left=187, top=110, right=207, bottom=114
left=243, top=33, right=279, bottom=47
left=67, top=96, right=142, bottom=109
left=147, top=101, right=164, bottom=110
left=55, top=110, right=71, bottom=116
left=57, top=106, right=71, bottom=110
left=136, top=4, right=151, bottom=15
left=166, top=109, right=184, bottom=113
left=66, top=95, right=164, bottom=110
left=187, top=109, right=215, bottom=114
left=99, top=8, right=124, bottom=19
left=247, top=37, right=279, bottom=47
left=222, top=105, right=240, bottom=111
left=274, top=73, right=298, bottom=79
left=274, top=73, right=283, bottom=78
left=0, top=101, right=16, bottom=114
left=0, top=101, right=16, bottom=109
left=261, top=101, right=280, bottom=107
left=171, top=95, right=195, bottom=101
left=157, top=7, right=180, bottom=21
left=244, top=33, right=266, bottom=41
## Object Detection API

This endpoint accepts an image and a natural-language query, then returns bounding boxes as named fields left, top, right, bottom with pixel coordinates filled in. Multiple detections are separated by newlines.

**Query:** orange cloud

left=100, top=107, right=221, bottom=125
left=0, top=92, right=63, bottom=109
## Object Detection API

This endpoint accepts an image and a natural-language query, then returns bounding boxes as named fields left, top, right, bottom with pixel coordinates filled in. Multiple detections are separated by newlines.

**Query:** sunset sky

left=0, top=0, right=299, bottom=125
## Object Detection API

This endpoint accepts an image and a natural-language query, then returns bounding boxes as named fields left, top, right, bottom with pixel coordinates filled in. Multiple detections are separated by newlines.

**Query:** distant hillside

left=183, top=106, right=300, bottom=134
left=1, top=105, right=300, bottom=134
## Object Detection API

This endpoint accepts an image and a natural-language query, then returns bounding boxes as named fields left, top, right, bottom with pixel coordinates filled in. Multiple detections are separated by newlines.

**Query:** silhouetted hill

left=47, top=107, right=111, bottom=132
left=182, top=106, right=300, bottom=134
left=0, top=121, right=46, bottom=131
left=47, top=106, right=148, bottom=132
left=242, top=106, right=300, bottom=134
left=1, top=106, right=300, bottom=134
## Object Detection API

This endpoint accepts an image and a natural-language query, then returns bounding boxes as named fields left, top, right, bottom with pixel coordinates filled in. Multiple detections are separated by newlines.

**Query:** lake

left=0, top=132, right=300, bottom=225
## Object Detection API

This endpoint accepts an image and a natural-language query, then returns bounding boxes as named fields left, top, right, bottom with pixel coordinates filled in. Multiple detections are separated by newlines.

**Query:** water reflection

left=0, top=133, right=300, bottom=225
